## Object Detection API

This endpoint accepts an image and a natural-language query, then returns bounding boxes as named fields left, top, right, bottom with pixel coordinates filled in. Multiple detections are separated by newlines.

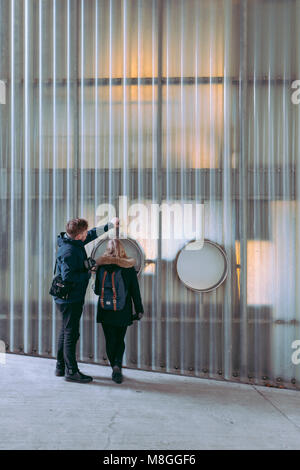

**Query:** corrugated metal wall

left=0, top=0, right=300, bottom=389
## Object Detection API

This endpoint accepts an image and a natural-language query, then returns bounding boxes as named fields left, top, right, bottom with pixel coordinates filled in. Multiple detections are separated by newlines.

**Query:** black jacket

left=54, top=222, right=114, bottom=304
left=95, top=255, right=144, bottom=327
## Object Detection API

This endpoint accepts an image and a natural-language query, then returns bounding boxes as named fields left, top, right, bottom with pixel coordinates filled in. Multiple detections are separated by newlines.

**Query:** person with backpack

left=94, top=239, right=144, bottom=384
left=53, top=217, right=119, bottom=384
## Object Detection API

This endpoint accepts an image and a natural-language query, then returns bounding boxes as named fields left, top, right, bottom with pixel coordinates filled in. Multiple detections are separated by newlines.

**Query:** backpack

left=95, top=266, right=127, bottom=311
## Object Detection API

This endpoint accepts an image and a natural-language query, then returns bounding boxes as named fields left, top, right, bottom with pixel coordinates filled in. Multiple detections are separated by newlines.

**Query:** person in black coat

left=94, top=238, right=144, bottom=384
left=54, top=216, right=118, bottom=383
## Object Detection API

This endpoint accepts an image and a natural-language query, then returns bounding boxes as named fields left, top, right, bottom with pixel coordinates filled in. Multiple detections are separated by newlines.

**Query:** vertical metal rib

left=51, top=0, right=57, bottom=357
left=9, top=0, right=15, bottom=352
left=74, top=0, right=79, bottom=218
left=67, top=0, right=71, bottom=221
left=123, top=0, right=128, bottom=200
left=94, top=0, right=99, bottom=362
left=137, top=0, right=142, bottom=369
left=122, top=0, right=128, bottom=366
left=151, top=0, right=157, bottom=369
left=239, top=0, right=248, bottom=381
left=165, top=0, right=170, bottom=372
left=156, top=0, right=163, bottom=370
left=38, top=0, right=43, bottom=354
left=179, top=0, right=184, bottom=375
left=79, top=0, right=84, bottom=359
left=222, top=0, right=232, bottom=381
left=23, top=0, right=29, bottom=353
left=108, top=0, right=113, bottom=217
left=194, top=0, right=200, bottom=376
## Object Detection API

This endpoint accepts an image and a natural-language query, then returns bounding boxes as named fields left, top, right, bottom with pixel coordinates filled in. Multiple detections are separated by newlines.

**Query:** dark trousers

left=56, top=301, right=84, bottom=374
left=101, top=323, right=128, bottom=369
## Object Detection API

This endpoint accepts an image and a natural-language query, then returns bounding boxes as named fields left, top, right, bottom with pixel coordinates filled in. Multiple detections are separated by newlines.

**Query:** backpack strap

left=53, top=259, right=57, bottom=276
left=100, top=270, right=107, bottom=308
left=111, top=271, right=117, bottom=311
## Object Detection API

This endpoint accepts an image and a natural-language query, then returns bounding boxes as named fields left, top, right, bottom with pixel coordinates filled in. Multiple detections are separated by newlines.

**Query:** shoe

left=65, top=370, right=93, bottom=383
left=55, top=368, right=65, bottom=377
left=55, top=363, right=65, bottom=376
left=112, top=365, right=123, bottom=384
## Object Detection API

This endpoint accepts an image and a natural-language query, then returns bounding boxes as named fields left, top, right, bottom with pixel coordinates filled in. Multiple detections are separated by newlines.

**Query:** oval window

left=91, top=237, right=145, bottom=276
left=176, top=239, right=228, bottom=292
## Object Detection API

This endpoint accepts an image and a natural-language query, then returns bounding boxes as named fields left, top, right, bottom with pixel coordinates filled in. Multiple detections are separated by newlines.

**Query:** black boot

left=55, top=363, right=65, bottom=377
left=65, top=369, right=93, bottom=383
left=112, top=365, right=123, bottom=384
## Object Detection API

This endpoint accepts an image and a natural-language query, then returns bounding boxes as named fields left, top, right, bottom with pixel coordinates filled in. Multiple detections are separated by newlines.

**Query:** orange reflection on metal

left=235, top=240, right=274, bottom=305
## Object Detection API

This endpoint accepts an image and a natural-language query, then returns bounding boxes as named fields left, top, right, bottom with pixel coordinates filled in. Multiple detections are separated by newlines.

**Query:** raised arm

left=83, top=222, right=114, bottom=245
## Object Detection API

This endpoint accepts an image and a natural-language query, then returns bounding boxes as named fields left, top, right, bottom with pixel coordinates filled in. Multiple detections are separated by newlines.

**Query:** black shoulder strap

left=54, top=259, right=57, bottom=276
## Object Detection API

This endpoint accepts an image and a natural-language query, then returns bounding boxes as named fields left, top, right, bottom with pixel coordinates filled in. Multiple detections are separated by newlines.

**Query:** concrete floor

left=1, top=354, right=300, bottom=450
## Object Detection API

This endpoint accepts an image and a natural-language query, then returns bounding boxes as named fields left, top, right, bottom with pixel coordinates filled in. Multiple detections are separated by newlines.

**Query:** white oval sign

left=176, top=239, right=228, bottom=292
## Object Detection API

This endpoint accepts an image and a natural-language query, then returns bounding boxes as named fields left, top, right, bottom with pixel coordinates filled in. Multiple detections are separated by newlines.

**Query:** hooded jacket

left=54, top=222, right=114, bottom=304
left=95, top=254, right=144, bottom=327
